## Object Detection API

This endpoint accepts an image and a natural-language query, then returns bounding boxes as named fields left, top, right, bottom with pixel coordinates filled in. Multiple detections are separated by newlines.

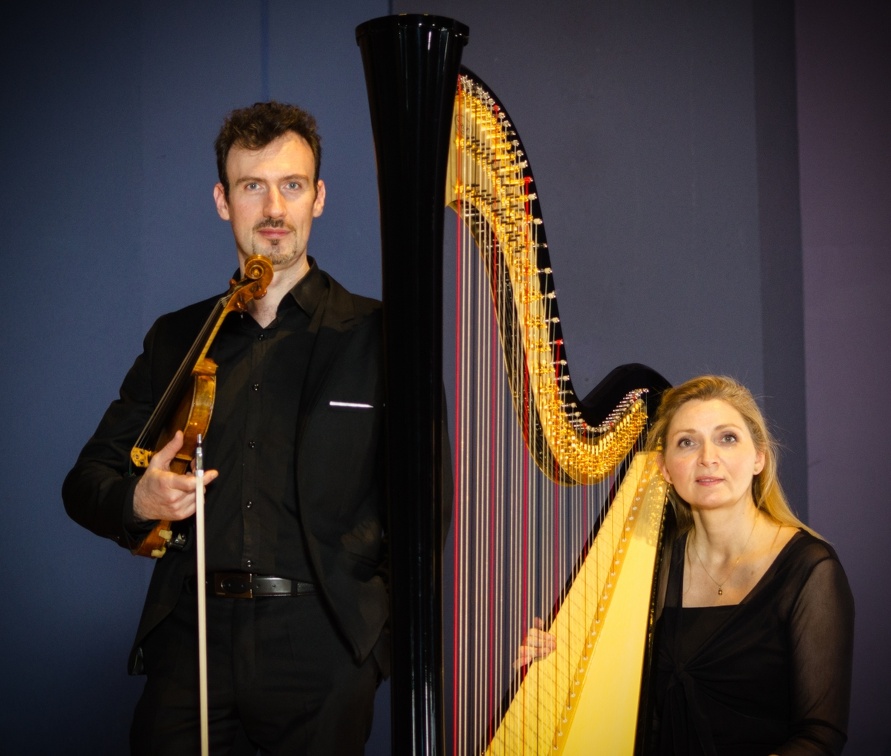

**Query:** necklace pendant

left=718, top=588, right=723, bottom=595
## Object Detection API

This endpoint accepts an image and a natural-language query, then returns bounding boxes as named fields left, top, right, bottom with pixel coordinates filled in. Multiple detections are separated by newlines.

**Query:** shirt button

left=248, top=440, right=256, bottom=449
left=252, top=383, right=260, bottom=391
left=245, top=500, right=253, bottom=509
left=246, top=559, right=253, bottom=568
left=258, top=333, right=266, bottom=341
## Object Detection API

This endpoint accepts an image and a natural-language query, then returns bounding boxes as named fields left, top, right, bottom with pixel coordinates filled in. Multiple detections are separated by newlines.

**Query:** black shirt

left=200, top=264, right=327, bottom=580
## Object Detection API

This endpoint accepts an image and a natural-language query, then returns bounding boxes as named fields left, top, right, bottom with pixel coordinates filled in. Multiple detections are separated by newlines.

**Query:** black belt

left=202, top=572, right=315, bottom=599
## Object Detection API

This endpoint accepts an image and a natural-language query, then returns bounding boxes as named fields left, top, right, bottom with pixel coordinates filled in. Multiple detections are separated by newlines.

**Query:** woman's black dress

left=648, top=530, right=854, bottom=755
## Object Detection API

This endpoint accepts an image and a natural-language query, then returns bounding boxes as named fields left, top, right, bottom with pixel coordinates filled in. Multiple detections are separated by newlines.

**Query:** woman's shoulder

left=776, top=530, right=855, bottom=626
left=773, top=529, right=849, bottom=593
left=783, top=528, right=841, bottom=563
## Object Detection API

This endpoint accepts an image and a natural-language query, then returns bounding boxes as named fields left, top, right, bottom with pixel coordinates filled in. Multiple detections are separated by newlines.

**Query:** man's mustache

left=255, top=219, right=288, bottom=230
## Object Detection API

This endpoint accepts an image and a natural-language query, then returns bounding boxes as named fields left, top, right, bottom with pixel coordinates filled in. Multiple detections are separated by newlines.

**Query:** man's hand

left=132, top=431, right=218, bottom=522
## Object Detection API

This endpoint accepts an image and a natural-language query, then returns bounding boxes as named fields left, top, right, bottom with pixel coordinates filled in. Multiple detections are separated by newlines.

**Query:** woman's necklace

left=690, top=514, right=759, bottom=596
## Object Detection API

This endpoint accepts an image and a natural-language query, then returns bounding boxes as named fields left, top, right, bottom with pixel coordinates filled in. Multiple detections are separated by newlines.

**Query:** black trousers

left=130, top=586, right=380, bottom=755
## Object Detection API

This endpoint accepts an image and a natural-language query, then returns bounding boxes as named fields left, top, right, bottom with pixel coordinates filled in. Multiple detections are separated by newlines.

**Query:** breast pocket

left=328, top=400, right=375, bottom=411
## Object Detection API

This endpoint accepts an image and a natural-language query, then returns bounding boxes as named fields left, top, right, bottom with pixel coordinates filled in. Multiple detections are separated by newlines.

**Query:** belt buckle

left=214, top=572, right=253, bottom=599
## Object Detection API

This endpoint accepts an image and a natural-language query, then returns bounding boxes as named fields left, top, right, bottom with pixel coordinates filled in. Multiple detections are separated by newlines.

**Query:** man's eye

left=285, top=181, right=301, bottom=190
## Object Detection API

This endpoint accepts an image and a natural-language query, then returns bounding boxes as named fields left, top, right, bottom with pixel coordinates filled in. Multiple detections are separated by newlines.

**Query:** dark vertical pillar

left=753, top=0, right=808, bottom=518
left=356, top=14, right=468, bottom=755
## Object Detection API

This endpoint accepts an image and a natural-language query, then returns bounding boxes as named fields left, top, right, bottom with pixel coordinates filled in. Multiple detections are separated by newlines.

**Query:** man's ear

left=313, top=180, right=326, bottom=218
left=213, top=183, right=230, bottom=221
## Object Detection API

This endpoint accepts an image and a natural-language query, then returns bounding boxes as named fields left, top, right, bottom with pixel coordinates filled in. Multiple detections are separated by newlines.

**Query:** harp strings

left=451, top=74, right=604, bottom=754
left=450, top=71, right=663, bottom=755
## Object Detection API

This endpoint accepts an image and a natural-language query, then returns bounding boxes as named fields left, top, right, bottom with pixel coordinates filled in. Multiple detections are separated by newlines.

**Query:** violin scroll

left=228, top=255, right=274, bottom=313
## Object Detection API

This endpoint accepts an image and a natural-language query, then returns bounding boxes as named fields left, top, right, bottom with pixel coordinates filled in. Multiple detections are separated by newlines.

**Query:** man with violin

left=63, top=102, right=389, bottom=754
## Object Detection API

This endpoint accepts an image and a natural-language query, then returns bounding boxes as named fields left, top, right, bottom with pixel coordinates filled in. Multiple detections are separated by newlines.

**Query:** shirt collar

left=286, top=257, right=326, bottom=317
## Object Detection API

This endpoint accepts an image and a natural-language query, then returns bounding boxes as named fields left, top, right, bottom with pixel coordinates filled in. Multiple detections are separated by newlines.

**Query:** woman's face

left=658, top=398, right=765, bottom=515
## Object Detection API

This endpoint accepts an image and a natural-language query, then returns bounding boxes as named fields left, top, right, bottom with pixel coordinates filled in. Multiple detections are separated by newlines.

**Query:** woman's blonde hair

left=646, top=375, right=817, bottom=536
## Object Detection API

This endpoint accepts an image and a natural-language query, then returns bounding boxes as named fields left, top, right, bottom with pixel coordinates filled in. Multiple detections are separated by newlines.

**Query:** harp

left=357, top=14, right=671, bottom=755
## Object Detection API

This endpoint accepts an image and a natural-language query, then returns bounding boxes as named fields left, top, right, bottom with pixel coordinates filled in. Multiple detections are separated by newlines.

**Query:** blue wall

left=1, top=1, right=887, bottom=753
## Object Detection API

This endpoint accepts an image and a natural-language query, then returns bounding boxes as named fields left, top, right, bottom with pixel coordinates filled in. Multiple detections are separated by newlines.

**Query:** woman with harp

left=524, top=376, right=855, bottom=753
left=358, top=15, right=853, bottom=753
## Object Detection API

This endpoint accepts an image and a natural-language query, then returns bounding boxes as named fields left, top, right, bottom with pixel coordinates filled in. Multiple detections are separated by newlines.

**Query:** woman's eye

left=677, top=438, right=694, bottom=448
left=721, top=433, right=738, bottom=444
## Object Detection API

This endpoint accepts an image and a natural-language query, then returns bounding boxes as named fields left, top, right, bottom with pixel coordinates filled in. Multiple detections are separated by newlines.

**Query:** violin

left=129, top=255, right=274, bottom=557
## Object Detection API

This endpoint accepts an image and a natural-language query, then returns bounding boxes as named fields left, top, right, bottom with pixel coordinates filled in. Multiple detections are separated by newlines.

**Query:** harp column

left=356, top=14, right=468, bottom=755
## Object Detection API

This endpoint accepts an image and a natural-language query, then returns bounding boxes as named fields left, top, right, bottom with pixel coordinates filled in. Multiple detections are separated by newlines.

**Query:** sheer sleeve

left=776, top=550, right=855, bottom=755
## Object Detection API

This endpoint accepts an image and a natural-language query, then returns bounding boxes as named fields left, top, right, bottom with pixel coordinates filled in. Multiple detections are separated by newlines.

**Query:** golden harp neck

left=448, top=70, right=657, bottom=484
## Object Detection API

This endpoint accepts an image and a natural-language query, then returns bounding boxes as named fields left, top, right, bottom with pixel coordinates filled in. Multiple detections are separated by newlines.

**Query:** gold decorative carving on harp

left=447, top=70, right=670, bottom=756
left=356, top=15, right=671, bottom=755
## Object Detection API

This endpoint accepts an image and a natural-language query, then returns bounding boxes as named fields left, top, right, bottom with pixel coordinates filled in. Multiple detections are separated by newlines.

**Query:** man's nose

left=264, top=188, right=285, bottom=216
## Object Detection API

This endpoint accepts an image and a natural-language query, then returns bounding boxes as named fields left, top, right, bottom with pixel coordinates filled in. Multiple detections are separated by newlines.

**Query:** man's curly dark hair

left=214, top=101, right=322, bottom=196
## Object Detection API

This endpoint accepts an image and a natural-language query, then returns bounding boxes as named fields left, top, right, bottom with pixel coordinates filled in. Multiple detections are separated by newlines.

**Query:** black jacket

left=62, top=269, right=390, bottom=675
